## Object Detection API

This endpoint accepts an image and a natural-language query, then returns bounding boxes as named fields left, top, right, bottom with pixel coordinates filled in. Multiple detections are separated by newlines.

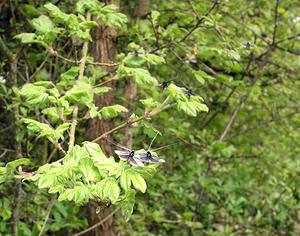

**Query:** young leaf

left=19, top=84, right=49, bottom=105
left=95, top=177, right=120, bottom=204
left=120, top=189, right=135, bottom=220
left=127, top=171, right=147, bottom=193
left=14, top=33, right=36, bottom=43
left=83, top=142, right=106, bottom=161
left=120, top=172, right=131, bottom=191
left=6, top=158, right=30, bottom=169
left=99, top=105, right=128, bottom=119
left=63, top=145, right=90, bottom=167
left=93, top=86, right=111, bottom=95
left=78, top=158, right=100, bottom=183
left=31, top=15, right=54, bottom=33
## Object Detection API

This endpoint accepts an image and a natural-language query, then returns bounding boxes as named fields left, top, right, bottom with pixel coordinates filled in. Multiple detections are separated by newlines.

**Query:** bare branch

left=38, top=197, right=56, bottom=236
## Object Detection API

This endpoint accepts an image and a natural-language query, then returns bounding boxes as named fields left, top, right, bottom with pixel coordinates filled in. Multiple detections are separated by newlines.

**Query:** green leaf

left=93, top=86, right=111, bottom=95
left=31, top=15, right=54, bottom=33
left=63, top=145, right=90, bottom=166
left=142, top=54, right=165, bottom=65
left=0, top=167, right=6, bottom=175
left=120, top=189, right=135, bottom=220
left=123, top=55, right=146, bottom=68
left=99, top=105, right=128, bottom=119
left=6, top=158, right=30, bottom=169
left=118, top=66, right=158, bottom=86
left=78, top=158, right=100, bottom=183
left=42, top=107, right=60, bottom=122
left=140, top=98, right=159, bottom=109
left=19, top=84, right=48, bottom=105
left=127, top=171, right=147, bottom=193
left=83, top=141, right=106, bottom=161
left=95, top=157, right=123, bottom=177
left=58, top=66, right=80, bottom=88
left=177, top=100, right=197, bottom=117
left=55, top=123, right=71, bottom=139
left=120, top=172, right=131, bottom=191
left=38, top=174, right=57, bottom=189
left=79, top=21, right=98, bottom=31
left=64, top=80, right=94, bottom=105
left=48, top=184, right=64, bottom=194
left=95, top=177, right=120, bottom=203
left=58, top=185, right=90, bottom=204
left=14, top=33, right=36, bottom=43
left=44, top=3, right=69, bottom=23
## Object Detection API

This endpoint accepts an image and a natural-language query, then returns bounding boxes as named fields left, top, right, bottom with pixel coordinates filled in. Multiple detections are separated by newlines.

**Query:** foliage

left=0, top=0, right=300, bottom=235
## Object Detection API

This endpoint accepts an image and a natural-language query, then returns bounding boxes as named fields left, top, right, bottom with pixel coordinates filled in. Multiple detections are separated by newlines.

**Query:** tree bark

left=122, top=0, right=150, bottom=149
left=86, top=1, right=150, bottom=235
left=86, top=1, right=118, bottom=236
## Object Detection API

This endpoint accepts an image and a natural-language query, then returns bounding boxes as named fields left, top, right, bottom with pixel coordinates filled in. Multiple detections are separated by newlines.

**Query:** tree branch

left=74, top=207, right=120, bottom=236
left=68, top=105, right=78, bottom=150
left=0, top=35, right=15, bottom=62
left=38, top=197, right=56, bottom=236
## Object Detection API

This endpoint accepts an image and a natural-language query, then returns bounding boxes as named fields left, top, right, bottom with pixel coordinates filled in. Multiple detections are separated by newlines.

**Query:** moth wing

left=148, top=155, right=164, bottom=163
left=128, top=156, right=144, bottom=167
left=115, top=150, right=130, bottom=160
left=134, top=153, right=148, bottom=161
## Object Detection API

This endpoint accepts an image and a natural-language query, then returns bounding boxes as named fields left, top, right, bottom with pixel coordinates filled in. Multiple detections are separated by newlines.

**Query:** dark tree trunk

left=86, top=1, right=150, bottom=235
left=123, top=0, right=150, bottom=149
left=86, top=1, right=118, bottom=236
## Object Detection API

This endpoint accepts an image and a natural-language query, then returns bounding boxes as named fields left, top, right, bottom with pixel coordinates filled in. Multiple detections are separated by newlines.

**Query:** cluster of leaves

left=15, top=0, right=127, bottom=46
left=25, top=141, right=155, bottom=218
left=1, top=0, right=299, bottom=235
left=5, top=1, right=207, bottom=231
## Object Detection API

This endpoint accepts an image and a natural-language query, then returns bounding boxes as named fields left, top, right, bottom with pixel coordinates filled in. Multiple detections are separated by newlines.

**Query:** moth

left=114, top=149, right=145, bottom=167
left=178, top=86, right=197, bottom=97
left=158, top=81, right=171, bottom=89
left=135, top=150, right=165, bottom=163
left=108, top=134, right=166, bottom=167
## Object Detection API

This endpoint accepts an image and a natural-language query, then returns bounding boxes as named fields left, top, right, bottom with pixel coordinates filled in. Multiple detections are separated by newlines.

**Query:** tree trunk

left=86, top=1, right=118, bottom=235
left=122, top=0, right=150, bottom=149
left=86, top=1, right=150, bottom=235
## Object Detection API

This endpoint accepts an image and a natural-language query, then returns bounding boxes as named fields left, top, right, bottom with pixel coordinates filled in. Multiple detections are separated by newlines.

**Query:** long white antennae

left=148, top=132, right=159, bottom=150
left=151, top=142, right=178, bottom=152
left=105, top=138, right=131, bottom=151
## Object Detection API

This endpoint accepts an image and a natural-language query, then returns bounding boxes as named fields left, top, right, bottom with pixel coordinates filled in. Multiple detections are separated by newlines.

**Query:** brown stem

left=48, top=48, right=119, bottom=67
left=74, top=207, right=120, bottom=236
left=38, top=197, right=56, bottom=236
left=68, top=105, right=78, bottom=150
left=12, top=180, right=21, bottom=236
left=92, top=114, right=148, bottom=143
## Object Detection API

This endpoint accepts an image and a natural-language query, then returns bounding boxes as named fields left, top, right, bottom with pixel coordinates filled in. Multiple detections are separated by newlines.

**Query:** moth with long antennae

left=106, top=139, right=144, bottom=167
left=135, top=132, right=166, bottom=164
left=107, top=134, right=167, bottom=166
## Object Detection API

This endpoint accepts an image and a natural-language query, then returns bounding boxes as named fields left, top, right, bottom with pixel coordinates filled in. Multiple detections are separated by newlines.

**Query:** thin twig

left=187, top=0, right=200, bottom=19
left=55, top=143, right=66, bottom=155
left=68, top=105, right=78, bottom=150
left=0, top=35, right=15, bottom=62
left=78, top=13, right=91, bottom=80
left=0, top=149, right=8, bottom=158
left=200, top=45, right=276, bottom=198
left=12, top=180, right=21, bottom=236
left=29, top=53, right=49, bottom=81
left=95, top=75, right=118, bottom=87
left=92, top=97, right=172, bottom=143
left=38, top=197, right=56, bottom=236
left=92, top=114, right=148, bottom=143
left=73, top=207, right=120, bottom=236
left=48, top=48, right=119, bottom=67
left=272, top=0, right=280, bottom=45
left=150, top=0, right=219, bottom=53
